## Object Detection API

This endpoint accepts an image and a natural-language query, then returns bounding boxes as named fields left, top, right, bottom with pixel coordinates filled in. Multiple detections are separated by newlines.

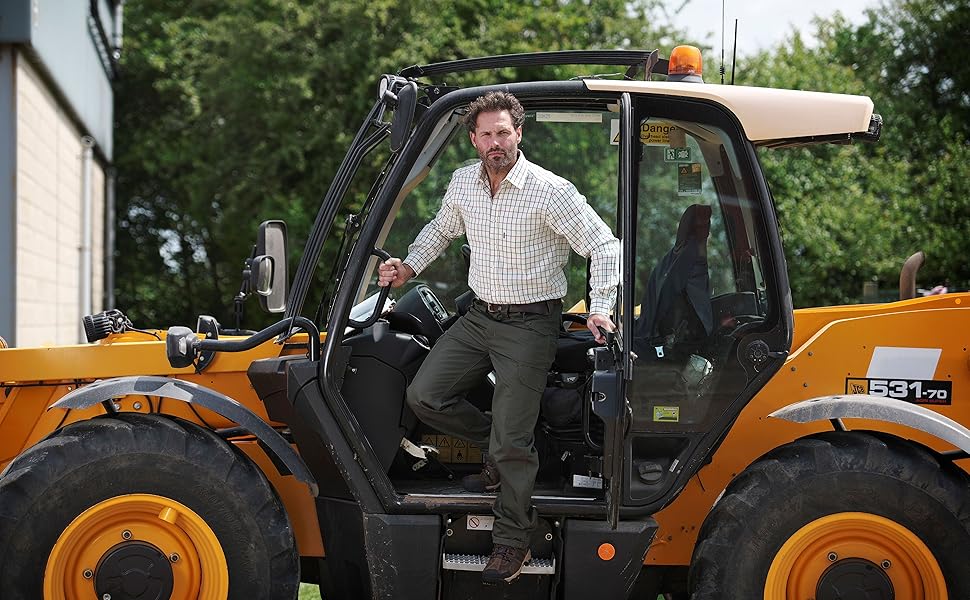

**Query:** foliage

left=740, top=1, right=970, bottom=306
left=115, top=0, right=970, bottom=322
left=115, top=0, right=684, bottom=327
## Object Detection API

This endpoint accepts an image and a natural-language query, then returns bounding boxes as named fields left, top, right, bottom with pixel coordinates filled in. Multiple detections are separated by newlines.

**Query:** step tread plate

left=442, top=553, right=555, bottom=575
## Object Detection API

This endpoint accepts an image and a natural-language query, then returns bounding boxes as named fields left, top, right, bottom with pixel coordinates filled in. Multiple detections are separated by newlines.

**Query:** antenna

left=731, top=19, right=738, bottom=85
left=720, top=0, right=726, bottom=84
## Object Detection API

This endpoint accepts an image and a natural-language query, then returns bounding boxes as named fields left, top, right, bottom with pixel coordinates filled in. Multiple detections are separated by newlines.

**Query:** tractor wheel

left=0, top=413, right=299, bottom=600
left=689, top=431, right=970, bottom=599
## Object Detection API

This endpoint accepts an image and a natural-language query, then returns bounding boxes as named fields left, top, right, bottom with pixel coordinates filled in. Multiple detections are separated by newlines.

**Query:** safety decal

left=466, top=515, right=494, bottom=531
left=664, top=147, right=692, bottom=162
left=420, top=434, right=483, bottom=464
left=610, top=120, right=679, bottom=146
left=653, top=406, right=680, bottom=422
left=677, top=163, right=703, bottom=196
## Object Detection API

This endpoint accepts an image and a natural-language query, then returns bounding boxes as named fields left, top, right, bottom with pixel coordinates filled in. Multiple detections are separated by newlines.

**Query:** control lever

left=597, top=326, right=615, bottom=346
left=371, top=319, right=389, bottom=343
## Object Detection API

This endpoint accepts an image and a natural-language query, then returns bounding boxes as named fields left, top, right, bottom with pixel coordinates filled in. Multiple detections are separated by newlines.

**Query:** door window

left=628, top=111, right=771, bottom=432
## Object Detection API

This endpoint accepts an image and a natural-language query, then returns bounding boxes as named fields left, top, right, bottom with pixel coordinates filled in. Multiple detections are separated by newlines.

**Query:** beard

left=478, top=145, right=516, bottom=170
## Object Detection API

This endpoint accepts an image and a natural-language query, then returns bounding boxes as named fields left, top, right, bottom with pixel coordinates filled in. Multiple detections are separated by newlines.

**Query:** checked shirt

left=403, top=152, right=620, bottom=316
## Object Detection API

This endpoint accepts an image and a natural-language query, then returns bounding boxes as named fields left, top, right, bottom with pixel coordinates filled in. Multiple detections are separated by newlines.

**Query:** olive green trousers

left=406, top=302, right=561, bottom=549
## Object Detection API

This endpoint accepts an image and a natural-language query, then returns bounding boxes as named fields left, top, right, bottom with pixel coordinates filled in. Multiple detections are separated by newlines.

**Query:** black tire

left=689, top=431, right=970, bottom=599
left=0, top=413, right=299, bottom=600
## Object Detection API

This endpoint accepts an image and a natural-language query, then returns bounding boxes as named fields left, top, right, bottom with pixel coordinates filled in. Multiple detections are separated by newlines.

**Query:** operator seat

left=632, top=203, right=714, bottom=361
left=625, top=203, right=716, bottom=430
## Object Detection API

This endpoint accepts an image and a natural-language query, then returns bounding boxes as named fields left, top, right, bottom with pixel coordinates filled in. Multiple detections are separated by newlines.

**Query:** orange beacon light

left=668, top=45, right=704, bottom=83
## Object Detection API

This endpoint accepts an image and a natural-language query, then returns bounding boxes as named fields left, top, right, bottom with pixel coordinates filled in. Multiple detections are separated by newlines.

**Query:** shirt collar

left=504, top=151, right=529, bottom=189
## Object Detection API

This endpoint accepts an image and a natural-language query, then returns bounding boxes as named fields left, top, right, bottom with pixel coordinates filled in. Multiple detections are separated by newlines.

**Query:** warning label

left=467, top=515, right=494, bottom=531
left=609, top=120, right=678, bottom=146
left=640, top=122, right=674, bottom=145
left=677, top=163, right=703, bottom=196
left=653, top=406, right=681, bottom=422
left=420, top=434, right=483, bottom=464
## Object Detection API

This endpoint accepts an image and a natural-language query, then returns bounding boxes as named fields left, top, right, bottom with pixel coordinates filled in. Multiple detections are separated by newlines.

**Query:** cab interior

left=331, top=92, right=775, bottom=509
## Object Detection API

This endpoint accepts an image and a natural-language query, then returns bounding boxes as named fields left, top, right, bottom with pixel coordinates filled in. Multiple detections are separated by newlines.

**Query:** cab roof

left=583, top=80, right=876, bottom=144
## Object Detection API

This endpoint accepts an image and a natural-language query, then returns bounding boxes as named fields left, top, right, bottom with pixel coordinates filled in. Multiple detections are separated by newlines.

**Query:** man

left=378, top=91, right=619, bottom=584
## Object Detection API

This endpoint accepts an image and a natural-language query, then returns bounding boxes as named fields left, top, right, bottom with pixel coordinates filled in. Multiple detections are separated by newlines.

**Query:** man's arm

left=545, top=185, right=621, bottom=342
left=378, top=174, right=465, bottom=288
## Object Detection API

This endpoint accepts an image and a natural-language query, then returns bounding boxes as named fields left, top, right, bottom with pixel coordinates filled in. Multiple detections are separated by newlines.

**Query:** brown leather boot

left=481, top=544, right=531, bottom=584
left=460, top=458, right=500, bottom=492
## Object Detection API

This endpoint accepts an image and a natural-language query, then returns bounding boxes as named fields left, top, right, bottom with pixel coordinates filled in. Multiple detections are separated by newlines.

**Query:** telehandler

left=1, top=45, right=967, bottom=599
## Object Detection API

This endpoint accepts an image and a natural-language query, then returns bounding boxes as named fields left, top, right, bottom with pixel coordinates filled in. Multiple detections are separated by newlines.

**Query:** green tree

left=114, top=0, right=688, bottom=327
left=829, top=0, right=970, bottom=296
left=739, top=1, right=970, bottom=307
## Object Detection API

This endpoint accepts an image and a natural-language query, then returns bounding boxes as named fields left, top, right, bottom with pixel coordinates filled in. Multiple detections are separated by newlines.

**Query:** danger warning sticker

left=609, top=120, right=679, bottom=146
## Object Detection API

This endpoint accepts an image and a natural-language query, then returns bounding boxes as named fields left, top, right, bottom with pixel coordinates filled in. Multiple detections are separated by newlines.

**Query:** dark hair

left=464, top=91, right=525, bottom=132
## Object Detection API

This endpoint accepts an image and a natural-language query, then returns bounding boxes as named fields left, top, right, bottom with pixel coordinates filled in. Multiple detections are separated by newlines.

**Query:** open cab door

left=594, top=84, right=794, bottom=521
left=590, top=92, right=636, bottom=529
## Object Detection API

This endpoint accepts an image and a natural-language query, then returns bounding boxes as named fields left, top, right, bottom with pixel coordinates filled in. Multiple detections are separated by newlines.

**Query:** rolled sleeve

left=403, top=175, right=465, bottom=276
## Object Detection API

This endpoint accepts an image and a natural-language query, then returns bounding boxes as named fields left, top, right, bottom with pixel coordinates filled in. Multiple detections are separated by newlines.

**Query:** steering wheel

left=347, top=248, right=393, bottom=329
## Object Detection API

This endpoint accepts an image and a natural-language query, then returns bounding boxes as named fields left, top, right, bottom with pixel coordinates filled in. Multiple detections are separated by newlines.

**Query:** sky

left=667, top=0, right=878, bottom=57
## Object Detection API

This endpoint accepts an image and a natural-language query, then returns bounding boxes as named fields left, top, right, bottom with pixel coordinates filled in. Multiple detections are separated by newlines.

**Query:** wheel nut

left=170, top=553, right=180, bottom=563
left=121, top=530, right=132, bottom=540
left=827, top=552, right=838, bottom=562
left=82, top=569, right=93, bottom=579
left=881, top=559, right=891, bottom=569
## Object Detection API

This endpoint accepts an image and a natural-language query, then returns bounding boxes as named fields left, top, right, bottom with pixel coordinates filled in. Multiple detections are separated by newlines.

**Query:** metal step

left=442, top=553, right=556, bottom=575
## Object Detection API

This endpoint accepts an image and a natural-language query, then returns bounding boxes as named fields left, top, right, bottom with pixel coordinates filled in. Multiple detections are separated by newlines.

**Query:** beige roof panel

left=583, top=80, right=874, bottom=142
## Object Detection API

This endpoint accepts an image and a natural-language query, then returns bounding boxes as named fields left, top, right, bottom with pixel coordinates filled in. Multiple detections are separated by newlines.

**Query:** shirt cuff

left=401, top=255, right=428, bottom=277
left=588, top=298, right=613, bottom=317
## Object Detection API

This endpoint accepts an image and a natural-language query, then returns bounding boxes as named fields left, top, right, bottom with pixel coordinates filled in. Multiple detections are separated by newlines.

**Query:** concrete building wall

left=0, top=46, right=16, bottom=347
left=14, top=53, right=105, bottom=346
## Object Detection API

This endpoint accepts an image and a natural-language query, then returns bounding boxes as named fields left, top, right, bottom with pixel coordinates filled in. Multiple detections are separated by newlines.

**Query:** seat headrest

left=675, top=204, right=712, bottom=248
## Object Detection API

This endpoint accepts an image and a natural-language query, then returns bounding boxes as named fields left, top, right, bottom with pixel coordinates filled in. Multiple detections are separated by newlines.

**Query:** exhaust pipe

left=899, top=251, right=925, bottom=300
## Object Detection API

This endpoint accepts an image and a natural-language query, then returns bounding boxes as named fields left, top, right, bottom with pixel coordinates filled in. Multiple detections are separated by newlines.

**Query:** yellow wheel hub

left=765, top=511, right=946, bottom=600
left=44, top=493, right=228, bottom=600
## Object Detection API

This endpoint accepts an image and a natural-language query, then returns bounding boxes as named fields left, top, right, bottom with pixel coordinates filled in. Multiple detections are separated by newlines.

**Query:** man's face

left=469, top=109, right=522, bottom=172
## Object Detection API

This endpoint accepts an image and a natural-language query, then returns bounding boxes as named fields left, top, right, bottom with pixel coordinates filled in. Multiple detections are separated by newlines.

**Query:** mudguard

left=770, top=394, right=970, bottom=454
left=51, top=376, right=319, bottom=496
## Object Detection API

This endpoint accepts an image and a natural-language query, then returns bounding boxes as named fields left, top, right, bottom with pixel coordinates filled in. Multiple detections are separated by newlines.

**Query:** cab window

left=628, top=110, right=771, bottom=433
left=379, top=107, right=620, bottom=311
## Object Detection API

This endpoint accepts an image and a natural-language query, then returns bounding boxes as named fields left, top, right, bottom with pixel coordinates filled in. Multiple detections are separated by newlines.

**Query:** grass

left=299, top=583, right=322, bottom=599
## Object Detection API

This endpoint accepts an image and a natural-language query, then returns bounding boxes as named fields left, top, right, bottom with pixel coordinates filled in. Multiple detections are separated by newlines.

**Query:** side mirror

left=255, top=220, right=287, bottom=313
left=390, top=81, right=418, bottom=153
